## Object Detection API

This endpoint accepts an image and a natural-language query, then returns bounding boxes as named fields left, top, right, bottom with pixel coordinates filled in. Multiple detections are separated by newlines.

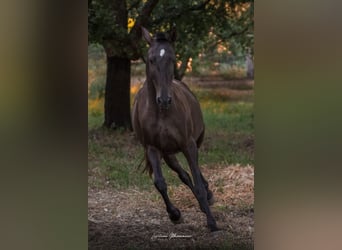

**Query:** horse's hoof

left=170, top=214, right=183, bottom=224
left=169, top=208, right=183, bottom=224
left=208, top=220, right=220, bottom=232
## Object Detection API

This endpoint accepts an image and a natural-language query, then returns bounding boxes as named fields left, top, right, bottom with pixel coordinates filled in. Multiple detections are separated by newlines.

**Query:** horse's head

left=142, top=27, right=176, bottom=110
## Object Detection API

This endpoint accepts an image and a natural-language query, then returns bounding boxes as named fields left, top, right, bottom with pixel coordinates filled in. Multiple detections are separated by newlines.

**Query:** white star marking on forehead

left=159, top=49, right=165, bottom=57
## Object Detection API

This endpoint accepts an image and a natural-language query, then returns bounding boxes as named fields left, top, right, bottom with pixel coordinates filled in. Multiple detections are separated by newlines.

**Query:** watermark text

left=151, top=232, right=193, bottom=241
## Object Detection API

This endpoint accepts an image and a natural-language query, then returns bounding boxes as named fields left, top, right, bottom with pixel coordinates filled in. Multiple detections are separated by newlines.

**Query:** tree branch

left=128, top=0, right=160, bottom=59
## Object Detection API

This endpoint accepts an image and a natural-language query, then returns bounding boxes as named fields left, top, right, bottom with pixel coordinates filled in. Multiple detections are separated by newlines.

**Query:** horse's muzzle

left=157, top=96, right=172, bottom=110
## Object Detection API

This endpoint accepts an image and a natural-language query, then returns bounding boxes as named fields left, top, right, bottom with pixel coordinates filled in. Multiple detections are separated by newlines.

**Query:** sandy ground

left=88, top=165, right=254, bottom=249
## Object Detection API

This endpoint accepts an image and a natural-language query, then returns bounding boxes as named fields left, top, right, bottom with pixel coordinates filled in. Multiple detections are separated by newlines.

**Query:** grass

left=201, top=102, right=254, bottom=165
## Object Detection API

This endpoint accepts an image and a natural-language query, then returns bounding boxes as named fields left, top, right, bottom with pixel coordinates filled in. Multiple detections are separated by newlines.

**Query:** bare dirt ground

left=88, top=165, right=254, bottom=249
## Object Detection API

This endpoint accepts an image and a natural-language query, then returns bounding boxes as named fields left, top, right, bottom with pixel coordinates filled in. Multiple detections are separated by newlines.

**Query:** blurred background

left=1, top=0, right=342, bottom=249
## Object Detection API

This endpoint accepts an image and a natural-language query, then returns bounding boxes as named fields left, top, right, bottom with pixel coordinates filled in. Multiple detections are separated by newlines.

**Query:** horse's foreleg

left=147, top=146, right=182, bottom=223
left=164, top=154, right=214, bottom=205
left=163, top=154, right=194, bottom=191
left=183, top=139, right=219, bottom=232
left=200, top=173, right=215, bottom=205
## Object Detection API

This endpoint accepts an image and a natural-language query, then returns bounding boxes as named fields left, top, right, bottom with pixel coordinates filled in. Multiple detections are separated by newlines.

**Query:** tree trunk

left=103, top=56, right=132, bottom=130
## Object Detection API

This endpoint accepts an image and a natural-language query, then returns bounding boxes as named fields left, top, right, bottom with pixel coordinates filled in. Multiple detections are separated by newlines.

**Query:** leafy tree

left=88, top=0, right=253, bottom=129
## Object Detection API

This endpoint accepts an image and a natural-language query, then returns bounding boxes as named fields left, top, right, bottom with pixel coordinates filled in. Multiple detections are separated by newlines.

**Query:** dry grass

left=88, top=165, right=254, bottom=249
left=171, top=164, right=254, bottom=210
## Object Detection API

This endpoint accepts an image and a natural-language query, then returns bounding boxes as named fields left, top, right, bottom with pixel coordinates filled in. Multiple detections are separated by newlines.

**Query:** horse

left=132, top=27, right=218, bottom=232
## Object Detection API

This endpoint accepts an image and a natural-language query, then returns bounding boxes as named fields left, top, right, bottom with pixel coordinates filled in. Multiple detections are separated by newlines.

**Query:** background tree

left=88, top=0, right=253, bottom=129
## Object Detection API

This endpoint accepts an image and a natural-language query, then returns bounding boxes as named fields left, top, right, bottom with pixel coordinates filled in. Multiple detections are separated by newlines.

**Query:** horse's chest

left=145, top=121, right=183, bottom=153
left=157, top=125, right=173, bottom=139
left=159, top=125, right=180, bottom=152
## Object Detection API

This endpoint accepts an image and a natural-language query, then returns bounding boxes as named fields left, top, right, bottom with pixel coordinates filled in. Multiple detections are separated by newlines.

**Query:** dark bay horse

left=132, top=27, right=218, bottom=232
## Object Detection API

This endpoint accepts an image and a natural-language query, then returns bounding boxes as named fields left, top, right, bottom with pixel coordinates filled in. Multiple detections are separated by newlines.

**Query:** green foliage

left=89, top=77, right=106, bottom=99
left=88, top=0, right=116, bottom=43
left=88, top=0, right=128, bottom=42
left=146, top=0, right=254, bottom=71
left=88, top=44, right=106, bottom=99
left=89, top=0, right=254, bottom=70
left=88, top=43, right=106, bottom=62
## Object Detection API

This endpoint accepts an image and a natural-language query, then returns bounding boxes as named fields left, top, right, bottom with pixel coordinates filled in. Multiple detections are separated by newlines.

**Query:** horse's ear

left=169, top=25, right=177, bottom=43
left=142, top=27, right=152, bottom=45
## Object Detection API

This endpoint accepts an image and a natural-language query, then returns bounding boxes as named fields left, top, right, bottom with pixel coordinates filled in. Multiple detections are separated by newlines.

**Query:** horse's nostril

left=157, top=97, right=171, bottom=108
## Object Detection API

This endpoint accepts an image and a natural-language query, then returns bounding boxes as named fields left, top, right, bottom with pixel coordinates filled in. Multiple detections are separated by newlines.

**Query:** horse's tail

left=137, top=150, right=153, bottom=177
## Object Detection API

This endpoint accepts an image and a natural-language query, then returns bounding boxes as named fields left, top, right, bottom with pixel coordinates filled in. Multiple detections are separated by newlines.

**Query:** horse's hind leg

left=147, top=146, right=182, bottom=223
left=183, top=139, right=219, bottom=232
left=163, top=154, right=194, bottom=191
